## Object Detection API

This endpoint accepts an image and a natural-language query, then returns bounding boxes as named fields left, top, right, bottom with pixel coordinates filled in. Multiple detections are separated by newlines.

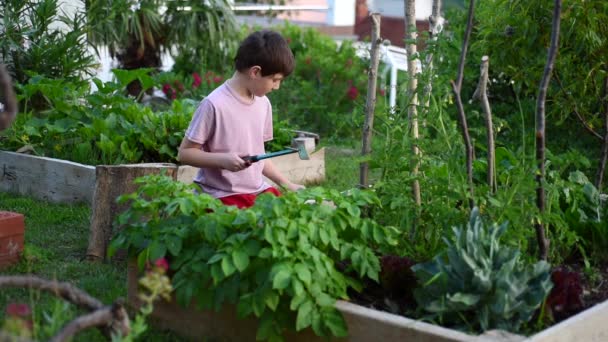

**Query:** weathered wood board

left=1, top=146, right=325, bottom=204
left=176, top=148, right=326, bottom=186
left=0, top=151, right=95, bottom=204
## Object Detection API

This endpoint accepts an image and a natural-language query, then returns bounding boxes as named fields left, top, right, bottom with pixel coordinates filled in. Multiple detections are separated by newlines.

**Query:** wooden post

left=86, top=163, right=178, bottom=261
left=451, top=0, right=476, bottom=209
left=535, top=0, right=562, bottom=261
left=359, top=13, right=382, bottom=188
left=405, top=0, right=422, bottom=207
left=473, top=56, right=497, bottom=193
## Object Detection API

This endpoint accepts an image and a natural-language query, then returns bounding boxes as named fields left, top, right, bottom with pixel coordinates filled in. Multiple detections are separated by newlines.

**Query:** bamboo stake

left=472, top=56, right=496, bottom=193
left=422, top=0, right=443, bottom=110
left=535, top=0, right=562, bottom=261
left=359, top=13, right=382, bottom=188
left=405, top=0, right=421, bottom=206
left=451, top=0, right=476, bottom=209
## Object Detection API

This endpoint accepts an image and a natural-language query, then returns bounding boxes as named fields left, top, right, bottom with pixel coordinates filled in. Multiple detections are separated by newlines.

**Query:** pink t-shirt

left=185, top=82, right=273, bottom=198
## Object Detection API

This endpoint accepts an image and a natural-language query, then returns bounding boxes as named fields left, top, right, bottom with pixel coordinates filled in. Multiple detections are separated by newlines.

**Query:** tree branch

left=554, top=75, right=603, bottom=140
left=0, top=276, right=130, bottom=341
left=359, top=13, right=382, bottom=188
left=473, top=56, right=496, bottom=193
left=451, top=0, right=476, bottom=209
left=535, top=0, right=562, bottom=261
left=50, top=303, right=130, bottom=342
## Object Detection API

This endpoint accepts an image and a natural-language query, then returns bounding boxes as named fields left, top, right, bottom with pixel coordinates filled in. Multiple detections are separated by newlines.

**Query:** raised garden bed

left=0, top=145, right=324, bottom=206
left=126, top=260, right=608, bottom=341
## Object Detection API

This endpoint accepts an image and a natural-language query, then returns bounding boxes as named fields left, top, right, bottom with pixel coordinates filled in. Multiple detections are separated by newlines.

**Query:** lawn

left=0, top=192, right=187, bottom=341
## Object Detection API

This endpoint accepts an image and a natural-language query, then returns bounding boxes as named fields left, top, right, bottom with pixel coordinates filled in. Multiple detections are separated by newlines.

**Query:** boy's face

left=250, top=67, right=284, bottom=96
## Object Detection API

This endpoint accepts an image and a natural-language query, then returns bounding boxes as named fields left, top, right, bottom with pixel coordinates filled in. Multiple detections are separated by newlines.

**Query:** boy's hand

left=220, top=153, right=252, bottom=172
left=285, top=182, right=305, bottom=192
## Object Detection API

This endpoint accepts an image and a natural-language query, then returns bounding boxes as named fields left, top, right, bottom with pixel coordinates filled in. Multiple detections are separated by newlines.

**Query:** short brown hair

left=234, top=30, right=295, bottom=77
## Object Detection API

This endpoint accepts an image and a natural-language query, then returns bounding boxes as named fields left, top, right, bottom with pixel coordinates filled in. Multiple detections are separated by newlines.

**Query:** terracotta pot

left=0, top=211, right=25, bottom=269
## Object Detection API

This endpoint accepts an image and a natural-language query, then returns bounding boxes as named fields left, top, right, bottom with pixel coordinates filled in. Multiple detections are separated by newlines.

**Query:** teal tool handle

left=244, top=148, right=297, bottom=162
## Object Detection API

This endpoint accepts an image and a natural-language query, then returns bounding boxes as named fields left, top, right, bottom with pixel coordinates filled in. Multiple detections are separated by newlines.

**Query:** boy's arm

left=177, top=137, right=251, bottom=172
left=262, top=159, right=305, bottom=191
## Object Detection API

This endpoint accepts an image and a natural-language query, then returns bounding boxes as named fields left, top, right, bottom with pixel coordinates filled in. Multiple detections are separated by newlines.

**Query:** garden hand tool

left=243, top=139, right=310, bottom=163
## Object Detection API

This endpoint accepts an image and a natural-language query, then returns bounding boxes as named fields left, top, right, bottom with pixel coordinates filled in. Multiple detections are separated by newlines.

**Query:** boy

left=177, top=30, right=304, bottom=209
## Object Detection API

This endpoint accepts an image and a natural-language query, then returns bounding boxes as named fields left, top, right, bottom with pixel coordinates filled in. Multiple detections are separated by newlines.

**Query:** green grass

left=0, top=192, right=186, bottom=341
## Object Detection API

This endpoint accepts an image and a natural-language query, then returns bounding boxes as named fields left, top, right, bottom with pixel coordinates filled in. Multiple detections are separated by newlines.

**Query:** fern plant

left=412, top=208, right=553, bottom=334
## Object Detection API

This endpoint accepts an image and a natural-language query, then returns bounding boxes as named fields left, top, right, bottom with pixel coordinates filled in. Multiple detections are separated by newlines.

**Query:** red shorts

left=219, top=187, right=281, bottom=209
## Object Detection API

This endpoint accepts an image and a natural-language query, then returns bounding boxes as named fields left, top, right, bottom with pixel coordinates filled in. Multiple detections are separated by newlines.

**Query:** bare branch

left=554, top=75, right=603, bottom=140
left=455, top=0, right=475, bottom=90
left=535, top=0, right=562, bottom=261
left=451, top=0, right=476, bottom=209
left=50, top=303, right=130, bottom=342
left=473, top=56, right=497, bottom=193
left=359, top=13, right=382, bottom=188
left=0, top=276, right=130, bottom=341
left=0, top=275, right=103, bottom=311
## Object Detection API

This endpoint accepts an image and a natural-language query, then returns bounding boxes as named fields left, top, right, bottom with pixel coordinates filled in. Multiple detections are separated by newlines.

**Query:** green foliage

left=0, top=0, right=96, bottom=85
left=110, top=175, right=399, bottom=340
left=0, top=72, right=193, bottom=164
left=472, top=0, right=607, bottom=178
left=413, top=208, right=553, bottom=333
left=86, top=0, right=239, bottom=73
left=264, top=23, right=387, bottom=140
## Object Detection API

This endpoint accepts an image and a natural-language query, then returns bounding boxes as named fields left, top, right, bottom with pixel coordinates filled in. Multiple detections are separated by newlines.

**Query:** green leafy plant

left=86, top=0, right=239, bottom=76
left=0, top=0, right=96, bottom=99
left=110, top=175, right=399, bottom=341
left=412, top=208, right=553, bottom=333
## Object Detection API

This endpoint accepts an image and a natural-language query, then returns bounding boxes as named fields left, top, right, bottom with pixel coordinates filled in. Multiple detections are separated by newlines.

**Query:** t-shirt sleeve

left=185, top=99, right=215, bottom=144
left=263, top=99, right=273, bottom=142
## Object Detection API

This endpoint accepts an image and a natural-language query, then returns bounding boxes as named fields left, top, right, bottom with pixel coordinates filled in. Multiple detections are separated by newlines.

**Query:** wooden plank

left=0, top=151, right=95, bottom=204
left=176, top=148, right=325, bottom=187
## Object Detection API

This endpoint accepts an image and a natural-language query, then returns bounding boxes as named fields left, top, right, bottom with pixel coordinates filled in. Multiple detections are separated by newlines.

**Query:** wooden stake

left=535, top=0, right=562, bottom=261
left=359, top=13, right=382, bottom=188
left=405, top=0, right=422, bottom=207
left=473, top=56, right=496, bottom=193
left=451, top=0, right=476, bottom=209
left=86, top=163, right=177, bottom=261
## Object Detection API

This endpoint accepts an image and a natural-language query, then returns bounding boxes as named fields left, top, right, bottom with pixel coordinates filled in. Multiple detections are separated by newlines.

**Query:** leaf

left=148, top=240, right=166, bottom=261
left=322, top=308, right=348, bottom=337
left=237, top=294, right=253, bottom=318
left=232, top=249, right=250, bottom=272
left=295, top=300, right=313, bottom=331
left=272, top=270, right=291, bottom=290
left=166, top=235, right=182, bottom=256
left=294, top=263, right=312, bottom=286
left=265, top=292, right=280, bottom=311
left=221, top=256, right=237, bottom=277
left=290, top=292, right=307, bottom=310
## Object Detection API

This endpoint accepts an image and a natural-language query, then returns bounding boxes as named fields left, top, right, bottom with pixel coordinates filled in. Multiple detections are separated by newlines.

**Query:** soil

left=346, top=260, right=608, bottom=333
left=579, top=262, right=608, bottom=312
